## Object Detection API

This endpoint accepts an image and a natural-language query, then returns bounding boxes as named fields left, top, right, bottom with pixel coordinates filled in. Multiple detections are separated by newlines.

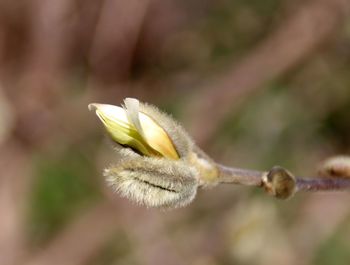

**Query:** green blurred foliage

left=28, top=147, right=102, bottom=245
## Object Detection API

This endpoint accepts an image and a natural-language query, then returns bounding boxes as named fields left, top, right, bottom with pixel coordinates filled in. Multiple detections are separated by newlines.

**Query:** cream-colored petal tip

left=88, top=103, right=99, bottom=111
left=124, top=97, right=139, bottom=104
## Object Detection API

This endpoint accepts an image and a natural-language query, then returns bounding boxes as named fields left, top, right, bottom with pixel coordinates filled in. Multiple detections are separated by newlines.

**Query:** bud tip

left=88, top=103, right=98, bottom=112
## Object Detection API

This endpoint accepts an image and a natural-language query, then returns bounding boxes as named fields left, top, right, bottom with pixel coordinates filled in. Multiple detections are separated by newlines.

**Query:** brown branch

left=26, top=0, right=77, bottom=75
left=188, top=0, right=350, bottom=146
left=216, top=163, right=350, bottom=199
left=216, top=164, right=262, bottom=186
left=88, top=0, right=151, bottom=84
left=296, top=178, right=350, bottom=192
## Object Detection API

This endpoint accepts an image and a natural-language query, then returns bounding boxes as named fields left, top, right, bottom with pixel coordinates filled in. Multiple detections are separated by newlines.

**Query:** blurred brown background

left=1, top=0, right=350, bottom=264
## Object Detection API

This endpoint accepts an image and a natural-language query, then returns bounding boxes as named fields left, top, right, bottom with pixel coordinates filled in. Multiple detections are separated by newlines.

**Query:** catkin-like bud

left=90, top=98, right=218, bottom=208
left=105, top=156, right=199, bottom=208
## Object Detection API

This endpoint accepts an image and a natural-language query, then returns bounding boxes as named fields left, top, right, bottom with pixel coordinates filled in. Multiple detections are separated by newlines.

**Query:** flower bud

left=105, top=157, right=199, bottom=208
left=89, top=98, right=179, bottom=159
left=89, top=97, right=219, bottom=208
left=319, top=156, right=350, bottom=178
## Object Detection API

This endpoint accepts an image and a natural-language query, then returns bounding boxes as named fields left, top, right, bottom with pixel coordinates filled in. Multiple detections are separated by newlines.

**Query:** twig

left=216, top=163, right=350, bottom=199
left=295, top=178, right=350, bottom=192
left=88, top=0, right=150, bottom=83
left=216, top=164, right=262, bottom=186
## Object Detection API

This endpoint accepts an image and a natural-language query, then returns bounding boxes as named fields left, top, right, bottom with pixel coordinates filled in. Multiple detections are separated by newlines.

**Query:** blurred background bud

left=319, top=156, right=350, bottom=178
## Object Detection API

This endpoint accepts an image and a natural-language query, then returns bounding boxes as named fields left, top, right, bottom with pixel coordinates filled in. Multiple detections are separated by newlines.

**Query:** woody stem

left=295, top=177, right=350, bottom=192
left=216, top=164, right=350, bottom=198
left=216, top=164, right=263, bottom=186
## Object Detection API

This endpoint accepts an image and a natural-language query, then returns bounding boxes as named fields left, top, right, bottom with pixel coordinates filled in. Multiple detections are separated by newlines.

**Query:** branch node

left=262, top=166, right=296, bottom=199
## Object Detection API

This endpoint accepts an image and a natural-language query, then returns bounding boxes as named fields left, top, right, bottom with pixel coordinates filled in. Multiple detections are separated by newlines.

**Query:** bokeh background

left=1, top=0, right=350, bottom=264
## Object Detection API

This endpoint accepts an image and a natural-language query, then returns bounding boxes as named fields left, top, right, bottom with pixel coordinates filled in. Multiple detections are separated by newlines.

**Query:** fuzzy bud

left=105, top=156, right=199, bottom=208
left=90, top=98, right=218, bottom=208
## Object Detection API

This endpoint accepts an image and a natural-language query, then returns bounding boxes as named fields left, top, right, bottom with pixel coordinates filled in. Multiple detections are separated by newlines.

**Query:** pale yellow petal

left=89, top=102, right=179, bottom=159
left=123, top=98, right=145, bottom=137
left=89, top=103, right=152, bottom=156
left=139, top=112, right=179, bottom=159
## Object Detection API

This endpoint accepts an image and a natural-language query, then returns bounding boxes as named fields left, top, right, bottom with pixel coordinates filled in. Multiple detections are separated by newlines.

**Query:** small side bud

left=262, top=166, right=296, bottom=199
left=318, top=156, right=350, bottom=178
left=105, top=156, right=199, bottom=209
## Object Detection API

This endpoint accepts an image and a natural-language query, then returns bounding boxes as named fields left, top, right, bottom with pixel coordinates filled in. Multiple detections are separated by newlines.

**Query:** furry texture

left=97, top=99, right=219, bottom=208
left=139, top=102, right=194, bottom=159
left=139, top=102, right=219, bottom=184
left=105, top=153, right=199, bottom=208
